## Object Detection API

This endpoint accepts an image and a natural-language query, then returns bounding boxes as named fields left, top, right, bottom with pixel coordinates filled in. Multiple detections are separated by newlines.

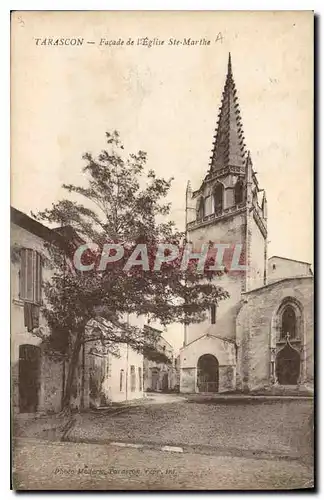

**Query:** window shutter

left=26, top=249, right=33, bottom=301
left=34, top=252, right=42, bottom=303
left=20, top=249, right=27, bottom=299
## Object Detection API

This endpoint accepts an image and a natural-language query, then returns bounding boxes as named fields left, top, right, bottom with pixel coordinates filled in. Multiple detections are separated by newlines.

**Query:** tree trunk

left=61, top=331, right=83, bottom=410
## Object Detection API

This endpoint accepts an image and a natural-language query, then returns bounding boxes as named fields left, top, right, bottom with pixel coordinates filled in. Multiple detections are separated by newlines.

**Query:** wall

left=186, top=212, right=246, bottom=345
left=236, top=276, right=314, bottom=391
left=180, top=334, right=236, bottom=393
left=268, top=257, right=312, bottom=283
left=85, top=342, right=144, bottom=406
left=11, top=222, right=64, bottom=414
left=249, top=217, right=266, bottom=290
left=143, top=358, right=176, bottom=392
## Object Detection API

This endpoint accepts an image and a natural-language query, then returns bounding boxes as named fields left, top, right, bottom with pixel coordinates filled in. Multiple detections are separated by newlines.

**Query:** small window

left=130, top=365, right=136, bottom=392
left=138, top=367, right=142, bottom=391
left=281, top=306, right=297, bottom=340
left=211, top=304, right=216, bottom=325
left=20, top=249, right=42, bottom=303
left=119, top=369, right=124, bottom=392
left=272, top=264, right=276, bottom=270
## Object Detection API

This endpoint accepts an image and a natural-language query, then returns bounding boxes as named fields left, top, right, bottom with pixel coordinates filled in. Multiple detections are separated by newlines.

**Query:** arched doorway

left=19, top=344, right=41, bottom=413
left=276, top=344, right=300, bottom=385
left=197, top=354, right=219, bottom=392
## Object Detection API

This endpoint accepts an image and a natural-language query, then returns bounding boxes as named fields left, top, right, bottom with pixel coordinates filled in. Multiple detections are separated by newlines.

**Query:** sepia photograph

left=10, top=10, right=314, bottom=490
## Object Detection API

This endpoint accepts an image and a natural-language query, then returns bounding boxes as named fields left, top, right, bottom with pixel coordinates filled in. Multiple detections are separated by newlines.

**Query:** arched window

left=197, top=197, right=204, bottom=220
left=281, top=305, right=297, bottom=340
left=213, top=183, right=224, bottom=214
left=234, top=180, right=244, bottom=205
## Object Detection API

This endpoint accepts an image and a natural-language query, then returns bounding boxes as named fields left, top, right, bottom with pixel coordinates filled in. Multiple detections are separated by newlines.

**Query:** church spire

left=209, top=53, right=247, bottom=172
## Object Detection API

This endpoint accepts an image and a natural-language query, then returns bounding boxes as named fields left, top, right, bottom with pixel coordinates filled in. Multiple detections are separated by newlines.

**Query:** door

left=197, top=354, right=219, bottom=392
left=19, top=344, right=41, bottom=413
left=276, top=344, right=301, bottom=385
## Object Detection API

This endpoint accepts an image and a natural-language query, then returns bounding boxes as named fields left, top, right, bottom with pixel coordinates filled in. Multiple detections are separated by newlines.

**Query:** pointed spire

left=227, top=52, right=232, bottom=77
left=210, top=53, right=247, bottom=172
left=186, top=180, right=192, bottom=194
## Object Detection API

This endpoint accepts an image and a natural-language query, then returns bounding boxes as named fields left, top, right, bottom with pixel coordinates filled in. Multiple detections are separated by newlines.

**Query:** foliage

left=34, top=131, right=229, bottom=407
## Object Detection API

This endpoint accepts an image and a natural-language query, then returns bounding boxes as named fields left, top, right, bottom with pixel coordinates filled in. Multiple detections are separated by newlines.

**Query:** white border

left=2, top=2, right=321, bottom=498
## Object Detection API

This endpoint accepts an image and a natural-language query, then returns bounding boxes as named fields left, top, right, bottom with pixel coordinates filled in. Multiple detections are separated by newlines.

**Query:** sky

left=11, top=11, right=313, bottom=351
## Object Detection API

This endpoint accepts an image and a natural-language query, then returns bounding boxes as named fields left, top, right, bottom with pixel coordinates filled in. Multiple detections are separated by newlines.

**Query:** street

left=13, top=438, right=313, bottom=490
left=13, top=395, right=314, bottom=490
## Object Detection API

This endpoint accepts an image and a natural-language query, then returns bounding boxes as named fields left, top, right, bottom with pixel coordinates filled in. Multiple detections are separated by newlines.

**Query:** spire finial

left=227, top=52, right=232, bottom=77
left=210, top=52, right=246, bottom=172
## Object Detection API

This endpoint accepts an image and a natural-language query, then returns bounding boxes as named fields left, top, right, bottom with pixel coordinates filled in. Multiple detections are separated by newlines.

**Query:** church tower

left=180, top=54, right=268, bottom=393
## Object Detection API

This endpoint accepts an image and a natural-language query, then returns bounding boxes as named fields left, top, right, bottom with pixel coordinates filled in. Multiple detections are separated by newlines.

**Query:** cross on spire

left=209, top=53, right=247, bottom=172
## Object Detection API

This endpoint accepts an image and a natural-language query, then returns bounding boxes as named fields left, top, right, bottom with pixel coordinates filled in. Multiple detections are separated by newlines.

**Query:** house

left=11, top=207, right=67, bottom=413
left=11, top=207, right=147, bottom=412
left=143, top=326, right=177, bottom=392
left=180, top=54, right=314, bottom=394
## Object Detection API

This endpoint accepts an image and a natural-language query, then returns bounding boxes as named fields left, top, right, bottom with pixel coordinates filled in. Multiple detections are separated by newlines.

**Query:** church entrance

left=197, top=354, right=219, bottom=392
left=19, top=344, right=41, bottom=413
left=276, top=344, right=300, bottom=385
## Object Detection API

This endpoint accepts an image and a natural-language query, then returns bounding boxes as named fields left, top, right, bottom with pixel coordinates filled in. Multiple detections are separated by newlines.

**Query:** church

left=179, top=54, right=313, bottom=394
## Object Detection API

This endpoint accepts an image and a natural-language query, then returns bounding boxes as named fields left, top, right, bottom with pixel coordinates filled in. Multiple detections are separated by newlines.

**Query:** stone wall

left=236, top=276, right=314, bottom=391
left=180, top=334, right=236, bottom=393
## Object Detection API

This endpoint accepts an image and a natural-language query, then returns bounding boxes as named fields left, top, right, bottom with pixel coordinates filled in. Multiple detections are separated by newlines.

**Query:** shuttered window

left=130, top=365, right=136, bottom=392
left=138, top=367, right=142, bottom=391
left=20, top=249, right=42, bottom=303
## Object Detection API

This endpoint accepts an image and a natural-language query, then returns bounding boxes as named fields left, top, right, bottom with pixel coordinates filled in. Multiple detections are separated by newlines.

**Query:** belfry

left=180, top=54, right=313, bottom=394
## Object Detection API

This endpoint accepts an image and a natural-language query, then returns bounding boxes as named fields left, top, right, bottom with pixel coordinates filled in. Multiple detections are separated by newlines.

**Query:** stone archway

left=270, top=296, right=305, bottom=386
left=197, top=354, right=219, bottom=393
left=276, top=344, right=301, bottom=385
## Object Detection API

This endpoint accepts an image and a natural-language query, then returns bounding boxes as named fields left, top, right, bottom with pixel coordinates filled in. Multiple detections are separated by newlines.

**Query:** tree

left=34, top=131, right=229, bottom=409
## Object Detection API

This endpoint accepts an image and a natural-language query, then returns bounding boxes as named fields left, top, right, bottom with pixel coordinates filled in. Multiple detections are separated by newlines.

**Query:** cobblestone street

left=13, top=438, right=313, bottom=491
left=13, top=395, right=314, bottom=490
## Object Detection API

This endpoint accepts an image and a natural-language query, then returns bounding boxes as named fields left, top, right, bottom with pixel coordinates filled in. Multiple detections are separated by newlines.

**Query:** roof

left=268, top=255, right=312, bottom=266
left=11, top=206, right=75, bottom=254
left=209, top=53, right=247, bottom=172
left=242, top=275, right=313, bottom=295
left=181, top=332, right=236, bottom=351
left=11, top=206, right=56, bottom=243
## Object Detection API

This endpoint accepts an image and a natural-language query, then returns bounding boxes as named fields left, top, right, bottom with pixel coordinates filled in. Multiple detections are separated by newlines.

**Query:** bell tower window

left=197, top=197, right=204, bottom=220
left=234, top=180, right=244, bottom=205
left=213, top=183, right=224, bottom=215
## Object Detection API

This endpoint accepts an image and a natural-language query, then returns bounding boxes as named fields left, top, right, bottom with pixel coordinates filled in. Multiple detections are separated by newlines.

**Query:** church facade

left=179, top=54, right=313, bottom=394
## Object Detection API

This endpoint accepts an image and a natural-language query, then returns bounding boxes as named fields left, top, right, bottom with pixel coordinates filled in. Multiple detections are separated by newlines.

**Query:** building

left=85, top=318, right=144, bottom=406
left=180, top=54, right=313, bottom=394
left=11, top=207, right=66, bottom=414
left=11, top=208, right=147, bottom=412
left=143, top=326, right=177, bottom=392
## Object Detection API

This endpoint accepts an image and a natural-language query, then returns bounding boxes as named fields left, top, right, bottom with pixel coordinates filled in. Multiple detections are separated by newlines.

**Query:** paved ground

left=66, top=396, right=313, bottom=460
left=13, top=394, right=314, bottom=490
left=12, top=438, right=314, bottom=490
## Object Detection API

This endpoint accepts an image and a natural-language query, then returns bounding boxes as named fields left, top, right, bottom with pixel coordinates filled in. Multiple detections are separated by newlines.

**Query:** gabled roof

left=181, top=332, right=236, bottom=351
